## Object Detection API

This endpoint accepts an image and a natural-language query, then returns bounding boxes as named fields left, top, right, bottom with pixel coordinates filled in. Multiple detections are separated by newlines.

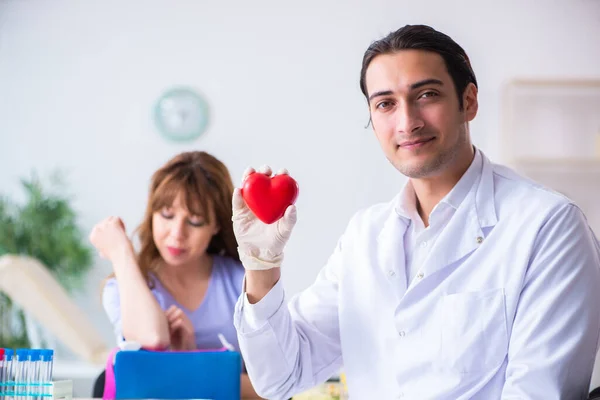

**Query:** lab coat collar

left=377, top=148, right=498, bottom=285
left=388, top=147, right=498, bottom=230
left=475, top=150, right=498, bottom=229
left=376, top=204, right=409, bottom=298
left=416, top=150, right=497, bottom=281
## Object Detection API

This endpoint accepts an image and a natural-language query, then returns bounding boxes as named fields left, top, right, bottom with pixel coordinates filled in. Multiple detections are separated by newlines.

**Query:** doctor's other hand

left=89, top=216, right=134, bottom=263
left=232, top=165, right=297, bottom=271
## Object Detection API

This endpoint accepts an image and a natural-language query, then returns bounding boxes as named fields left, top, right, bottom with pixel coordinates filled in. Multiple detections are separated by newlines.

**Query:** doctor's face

left=365, top=50, right=478, bottom=179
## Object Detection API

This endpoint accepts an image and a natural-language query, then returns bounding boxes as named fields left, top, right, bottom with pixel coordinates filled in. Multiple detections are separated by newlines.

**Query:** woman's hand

left=166, top=305, right=196, bottom=351
left=89, top=216, right=134, bottom=263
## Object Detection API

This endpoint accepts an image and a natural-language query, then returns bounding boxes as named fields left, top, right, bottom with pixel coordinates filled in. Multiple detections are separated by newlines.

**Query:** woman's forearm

left=113, top=250, right=170, bottom=349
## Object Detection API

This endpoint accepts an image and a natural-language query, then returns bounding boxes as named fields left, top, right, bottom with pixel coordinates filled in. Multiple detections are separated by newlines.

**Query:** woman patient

left=90, top=151, right=259, bottom=398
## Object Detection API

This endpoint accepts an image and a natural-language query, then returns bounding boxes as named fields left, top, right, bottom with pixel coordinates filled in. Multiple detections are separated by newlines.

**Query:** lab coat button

left=399, top=331, right=406, bottom=337
left=388, top=270, right=396, bottom=277
left=476, top=236, right=484, bottom=244
left=417, top=272, right=424, bottom=279
left=420, top=241, right=427, bottom=248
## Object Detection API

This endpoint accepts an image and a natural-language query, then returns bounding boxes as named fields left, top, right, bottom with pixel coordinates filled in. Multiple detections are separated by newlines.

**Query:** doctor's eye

left=418, top=91, right=439, bottom=99
left=376, top=100, right=394, bottom=110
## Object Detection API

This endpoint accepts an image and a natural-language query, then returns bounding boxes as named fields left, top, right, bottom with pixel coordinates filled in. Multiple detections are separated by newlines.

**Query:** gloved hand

left=232, top=165, right=297, bottom=270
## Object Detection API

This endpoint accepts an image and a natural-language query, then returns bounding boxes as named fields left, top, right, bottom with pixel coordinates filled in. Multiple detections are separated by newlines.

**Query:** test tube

left=27, top=351, right=40, bottom=400
left=13, top=350, right=28, bottom=400
left=2, top=349, right=14, bottom=400
left=38, top=350, right=53, bottom=398
left=0, top=348, right=5, bottom=400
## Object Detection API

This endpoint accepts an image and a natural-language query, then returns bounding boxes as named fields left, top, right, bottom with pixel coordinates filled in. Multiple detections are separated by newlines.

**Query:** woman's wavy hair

left=106, top=151, right=239, bottom=286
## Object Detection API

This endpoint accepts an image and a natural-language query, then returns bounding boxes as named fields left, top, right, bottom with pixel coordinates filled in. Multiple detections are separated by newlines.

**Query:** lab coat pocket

left=440, top=288, right=508, bottom=374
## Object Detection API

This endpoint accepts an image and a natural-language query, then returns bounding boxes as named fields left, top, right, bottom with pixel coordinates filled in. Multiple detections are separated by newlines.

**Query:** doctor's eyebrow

left=368, top=79, right=445, bottom=102
left=368, top=90, right=394, bottom=102
left=409, top=78, right=444, bottom=90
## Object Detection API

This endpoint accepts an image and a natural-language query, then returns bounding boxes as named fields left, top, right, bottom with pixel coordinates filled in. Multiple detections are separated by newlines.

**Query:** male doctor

left=231, top=24, right=600, bottom=399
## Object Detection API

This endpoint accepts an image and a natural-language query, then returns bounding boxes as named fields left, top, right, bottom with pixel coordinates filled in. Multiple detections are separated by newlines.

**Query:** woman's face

left=152, top=193, right=219, bottom=268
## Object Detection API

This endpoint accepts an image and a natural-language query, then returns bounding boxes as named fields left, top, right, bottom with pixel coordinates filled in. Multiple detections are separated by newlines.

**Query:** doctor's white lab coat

left=234, top=150, right=600, bottom=400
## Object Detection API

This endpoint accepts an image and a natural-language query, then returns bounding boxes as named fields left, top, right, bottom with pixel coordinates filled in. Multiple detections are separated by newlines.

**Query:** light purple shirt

left=102, top=255, right=245, bottom=352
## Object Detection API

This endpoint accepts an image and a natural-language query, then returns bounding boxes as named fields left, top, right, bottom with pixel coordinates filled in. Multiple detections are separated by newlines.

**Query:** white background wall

left=1, top=0, right=600, bottom=370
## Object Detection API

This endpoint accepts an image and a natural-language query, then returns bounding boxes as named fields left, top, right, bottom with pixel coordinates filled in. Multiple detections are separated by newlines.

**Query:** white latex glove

left=232, top=165, right=297, bottom=270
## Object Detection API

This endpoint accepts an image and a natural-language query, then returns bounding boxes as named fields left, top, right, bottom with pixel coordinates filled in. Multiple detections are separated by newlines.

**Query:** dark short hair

left=359, top=24, right=477, bottom=110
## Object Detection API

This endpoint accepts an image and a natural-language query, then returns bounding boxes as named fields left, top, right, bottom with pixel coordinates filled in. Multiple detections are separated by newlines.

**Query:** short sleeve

left=102, top=278, right=125, bottom=344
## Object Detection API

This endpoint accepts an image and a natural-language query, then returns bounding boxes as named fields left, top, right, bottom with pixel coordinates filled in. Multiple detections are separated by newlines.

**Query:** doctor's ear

left=462, top=83, right=478, bottom=122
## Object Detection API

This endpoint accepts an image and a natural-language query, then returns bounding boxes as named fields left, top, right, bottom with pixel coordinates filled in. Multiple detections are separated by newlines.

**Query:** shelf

left=513, top=157, right=600, bottom=172
left=502, top=79, right=600, bottom=161
left=501, top=79, right=600, bottom=237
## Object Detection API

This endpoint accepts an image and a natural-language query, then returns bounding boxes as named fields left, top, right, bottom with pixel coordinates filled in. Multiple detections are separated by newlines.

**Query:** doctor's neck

left=411, top=146, right=475, bottom=227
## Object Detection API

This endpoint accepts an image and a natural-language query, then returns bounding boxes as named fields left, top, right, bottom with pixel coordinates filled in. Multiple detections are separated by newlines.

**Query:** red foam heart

left=241, top=172, right=299, bottom=224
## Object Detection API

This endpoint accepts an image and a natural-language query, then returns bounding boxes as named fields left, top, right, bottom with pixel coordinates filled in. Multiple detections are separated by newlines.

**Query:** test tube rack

left=48, top=380, right=73, bottom=400
left=0, top=380, right=72, bottom=400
